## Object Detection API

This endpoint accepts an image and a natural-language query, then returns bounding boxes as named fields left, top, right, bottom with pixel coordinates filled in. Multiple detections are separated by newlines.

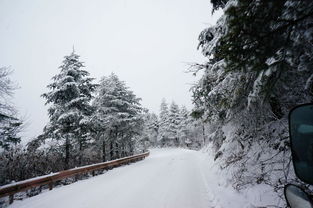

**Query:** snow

left=247, top=68, right=273, bottom=109
left=221, top=122, right=235, bottom=139
left=8, top=148, right=280, bottom=208
left=200, top=145, right=284, bottom=208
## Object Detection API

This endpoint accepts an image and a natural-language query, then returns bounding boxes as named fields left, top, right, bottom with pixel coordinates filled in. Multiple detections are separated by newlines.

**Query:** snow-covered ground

left=9, top=148, right=279, bottom=208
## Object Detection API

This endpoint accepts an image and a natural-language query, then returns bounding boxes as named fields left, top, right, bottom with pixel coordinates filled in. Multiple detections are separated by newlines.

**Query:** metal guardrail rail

left=0, top=151, right=150, bottom=204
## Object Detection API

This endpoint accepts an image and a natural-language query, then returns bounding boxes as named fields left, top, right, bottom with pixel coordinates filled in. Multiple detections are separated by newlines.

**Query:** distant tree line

left=142, top=99, right=205, bottom=149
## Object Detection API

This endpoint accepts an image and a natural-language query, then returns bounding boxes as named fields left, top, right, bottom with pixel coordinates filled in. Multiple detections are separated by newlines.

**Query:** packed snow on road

left=9, top=148, right=278, bottom=208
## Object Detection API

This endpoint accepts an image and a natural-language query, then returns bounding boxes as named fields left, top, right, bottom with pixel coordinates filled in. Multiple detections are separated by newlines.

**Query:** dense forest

left=192, top=0, right=313, bottom=198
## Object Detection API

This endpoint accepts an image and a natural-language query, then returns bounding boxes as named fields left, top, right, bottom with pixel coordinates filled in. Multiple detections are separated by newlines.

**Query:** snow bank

left=200, top=145, right=284, bottom=208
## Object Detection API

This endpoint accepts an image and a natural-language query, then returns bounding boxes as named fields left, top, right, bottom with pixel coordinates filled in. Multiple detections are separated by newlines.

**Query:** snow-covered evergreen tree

left=142, top=112, right=159, bottom=147
left=41, top=50, right=96, bottom=169
left=167, top=102, right=180, bottom=146
left=155, top=100, right=202, bottom=148
left=0, top=67, right=22, bottom=151
left=157, top=99, right=170, bottom=146
left=92, top=73, right=144, bottom=161
left=0, top=118, right=22, bottom=151
left=177, top=106, right=190, bottom=147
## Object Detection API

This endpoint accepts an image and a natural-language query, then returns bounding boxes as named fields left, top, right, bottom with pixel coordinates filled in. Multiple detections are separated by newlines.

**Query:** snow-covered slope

left=8, top=148, right=280, bottom=208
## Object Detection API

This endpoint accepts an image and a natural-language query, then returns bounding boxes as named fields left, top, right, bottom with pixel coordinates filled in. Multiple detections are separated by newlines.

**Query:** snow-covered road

left=10, top=148, right=212, bottom=208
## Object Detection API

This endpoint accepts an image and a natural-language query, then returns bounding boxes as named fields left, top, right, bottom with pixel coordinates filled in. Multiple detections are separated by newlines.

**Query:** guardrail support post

left=9, top=194, right=14, bottom=204
left=49, top=183, right=53, bottom=190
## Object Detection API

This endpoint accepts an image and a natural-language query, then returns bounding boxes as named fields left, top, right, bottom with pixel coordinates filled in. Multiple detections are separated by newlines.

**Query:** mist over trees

left=192, top=0, right=313, bottom=196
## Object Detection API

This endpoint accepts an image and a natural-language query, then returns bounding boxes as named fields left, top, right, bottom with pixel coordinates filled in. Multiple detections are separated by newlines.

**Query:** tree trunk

left=202, top=119, right=206, bottom=146
left=129, top=141, right=134, bottom=156
left=65, top=136, right=70, bottom=170
left=110, top=140, right=114, bottom=160
left=102, top=137, right=106, bottom=162
left=115, top=142, right=119, bottom=159
left=115, top=131, right=119, bottom=158
left=121, top=142, right=126, bottom=157
left=78, top=139, right=83, bottom=166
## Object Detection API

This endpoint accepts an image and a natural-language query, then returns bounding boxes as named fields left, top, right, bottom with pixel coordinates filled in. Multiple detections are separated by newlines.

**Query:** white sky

left=0, top=0, right=222, bottom=140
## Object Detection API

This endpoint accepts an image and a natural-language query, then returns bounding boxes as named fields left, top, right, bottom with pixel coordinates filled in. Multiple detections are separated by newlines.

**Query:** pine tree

left=143, top=112, right=159, bottom=147
left=0, top=117, right=22, bottom=151
left=92, top=73, right=143, bottom=161
left=177, top=106, right=190, bottom=147
left=41, top=50, right=96, bottom=169
left=0, top=67, right=22, bottom=151
left=167, top=102, right=180, bottom=146
left=147, top=113, right=159, bottom=146
left=157, top=99, right=170, bottom=146
left=210, top=0, right=229, bottom=11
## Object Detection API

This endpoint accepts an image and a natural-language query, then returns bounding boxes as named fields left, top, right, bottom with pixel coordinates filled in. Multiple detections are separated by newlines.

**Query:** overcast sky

left=0, top=0, right=222, bottom=140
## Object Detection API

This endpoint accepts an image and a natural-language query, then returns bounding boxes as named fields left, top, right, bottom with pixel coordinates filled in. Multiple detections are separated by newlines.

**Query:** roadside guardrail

left=0, top=151, right=150, bottom=204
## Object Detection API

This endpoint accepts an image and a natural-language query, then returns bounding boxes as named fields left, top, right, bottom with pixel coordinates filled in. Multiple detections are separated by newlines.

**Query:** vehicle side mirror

left=289, top=104, right=313, bottom=184
left=284, top=184, right=313, bottom=208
